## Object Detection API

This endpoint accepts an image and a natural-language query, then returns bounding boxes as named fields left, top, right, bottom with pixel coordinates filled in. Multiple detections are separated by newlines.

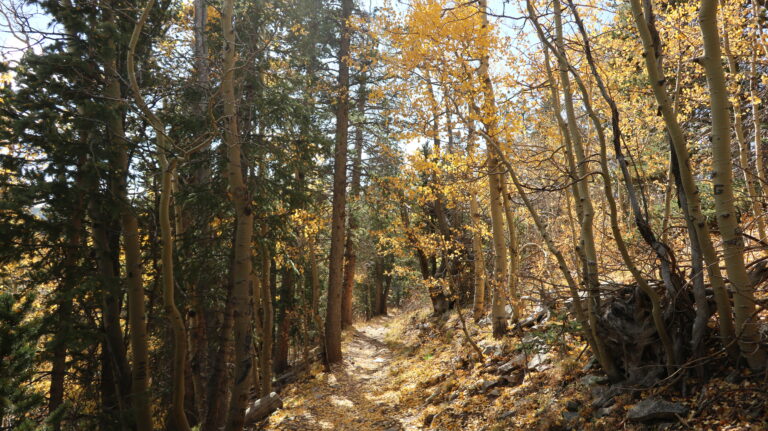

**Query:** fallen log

left=244, top=392, right=283, bottom=424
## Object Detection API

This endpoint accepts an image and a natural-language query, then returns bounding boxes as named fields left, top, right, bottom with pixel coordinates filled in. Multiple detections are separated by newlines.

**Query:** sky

left=0, top=0, right=54, bottom=64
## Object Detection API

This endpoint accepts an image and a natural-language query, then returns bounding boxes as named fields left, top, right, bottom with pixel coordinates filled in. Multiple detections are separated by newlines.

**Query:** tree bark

left=221, top=0, right=256, bottom=427
left=699, top=0, right=766, bottom=369
left=477, top=0, right=507, bottom=338
left=91, top=4, right=133, bottom=422
left=325, top=0, right=352, bottom=364
left=260, top=252, right=274, bottom=397
left=341, top=79, right=366, bottom=328
left=500, top=175, right=520, bottom=322
left=127, top=2, right=191, bottom=427
left=628, top=0, right=739, bottom=360
left=274, top=268, right=294, bottom=374
left=202, top=288, right=234, bottom=431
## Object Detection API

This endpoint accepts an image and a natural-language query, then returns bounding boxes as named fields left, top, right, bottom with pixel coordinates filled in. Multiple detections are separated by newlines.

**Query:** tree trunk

left=500, top=175, right=521, bottom=322
left=49, top=169, right=85, bottom=431
left=525, top=0, right=618, bottom=379
left=627, top=0, right=739, bottom=360
left=127, top=2, right=190, bottom=427
left=93, top=7, right=139, bottom=430
left=202, top=288, right=234, bottom=431
left=260, top=253, right=274, bottom=397
left=325, top=0, right=352, bottom=364
left=560, top=0, right=677, bottom=372
left=721, top=12, right=766, bottom=243
left=467, top=114, right=487, bottom=321
left=188, top=0, right=211, bottom=419
left=477, top=0, right=507, bottom=338
left=470, top=194, right=487, bottom=320
left=221, top=0, right=256, bottom=426
left=341, top=79, right=366, bottom=328
left=274, top=268, right=294, bottom=375
left=698, top=0, right=766, bottom=369
left=372, top=256, right=385, bottom=316
left=751, top=52, right=767, bottom=228
left=553, top=0, right=602, bottom=361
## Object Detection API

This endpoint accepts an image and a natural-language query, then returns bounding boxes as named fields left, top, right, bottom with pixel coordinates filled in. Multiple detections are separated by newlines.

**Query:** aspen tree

left=467, top=109, right=487, bottom=320
left=477, top=0, right=508, bottom=338
left=628, top=0, right=739, bottom=360
left=526, top=0, right=617, bottom=379
left=552, top=0, right=601, bottom=350
left=500, top=176, right=521, bottom=322
left=127, top=1, right=190, bottom=428
left=564, top=0, right=676, bottom=370
left=720, top=7, right=766, bottom=243
left=699, top=0, right=766, bottom=368
left=220, top=0, right=257, bottom=426
left=751, top=2, right=768, bottom=210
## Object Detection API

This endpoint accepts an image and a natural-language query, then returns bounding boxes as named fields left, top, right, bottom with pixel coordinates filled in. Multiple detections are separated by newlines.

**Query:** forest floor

left=262, top=300, right=767, bottom=431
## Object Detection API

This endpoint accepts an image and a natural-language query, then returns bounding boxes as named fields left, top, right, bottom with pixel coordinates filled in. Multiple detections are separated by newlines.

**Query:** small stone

left=594, top=405, right=615, bottom=419
left=626, top=398, right=688, bottom=422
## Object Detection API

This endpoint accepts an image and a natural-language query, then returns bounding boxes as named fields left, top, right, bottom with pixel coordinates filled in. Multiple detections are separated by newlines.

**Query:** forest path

left=263, top=313, right=421, bottom=431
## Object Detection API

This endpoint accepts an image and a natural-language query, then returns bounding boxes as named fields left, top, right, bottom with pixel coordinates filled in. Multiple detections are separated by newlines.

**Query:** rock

left=581, top=357, right=597, bottom=372
left=626, top=398, right=688, bottom=422
left=562, top=411, right=579, bottom=422
left=482, top=344, right=502, bottom=356
left=487, top=389, right=500, bottom=398
left=480, top=379, right=496, bottom=392
left=504, top=304, right=515, bottom=316
left=565, top=399, right=581, bottom=412
left=498, top=354, right=526, bottom=374
left=580, top=374, right=609, bottom=387
left=526, top=353, right=552, bottom=371
left=594, top=405, right=615, bottom=419
left=591, top=385, right=622, bottom=408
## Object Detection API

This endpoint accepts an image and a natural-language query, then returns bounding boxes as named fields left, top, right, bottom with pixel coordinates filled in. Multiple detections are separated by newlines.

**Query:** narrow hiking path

left=264, top=314, right=419, bottom=430
left=262, top=305, right=626, bottom=431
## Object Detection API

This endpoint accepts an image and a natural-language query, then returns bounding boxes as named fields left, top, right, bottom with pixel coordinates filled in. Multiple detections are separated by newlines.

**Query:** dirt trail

left=264, top=315, right=419, bottom=431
